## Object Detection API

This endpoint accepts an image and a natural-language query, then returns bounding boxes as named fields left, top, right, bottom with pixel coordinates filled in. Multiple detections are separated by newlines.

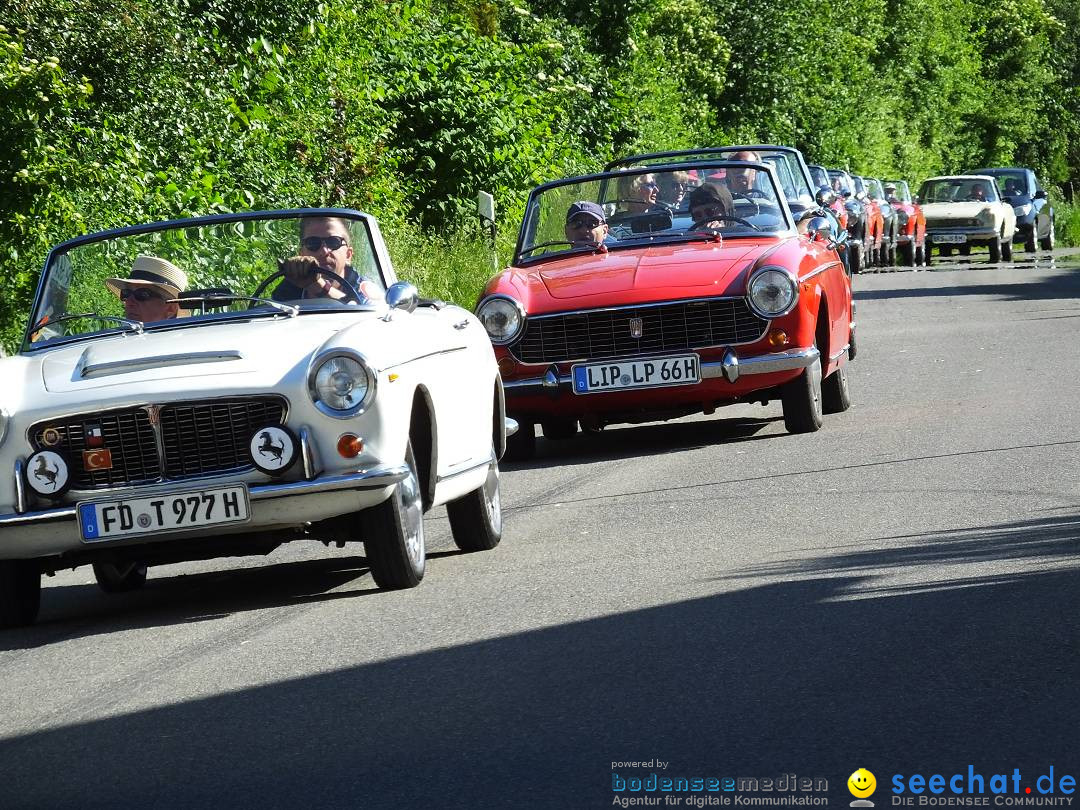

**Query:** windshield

left=866, top=179, right=886, bottom=201
left=919, top=178, right=1000, bottom=204
left=25, top=211, right=388, bottom=351
left=828, top=170, right=855, bottom=196
left=808, top=165, right=830, bottom=190
left=883, top=180, right=912, bottom=203
left=983, top=171, right=1028, bottom=197
left=516, top=162, right=792, bottom=264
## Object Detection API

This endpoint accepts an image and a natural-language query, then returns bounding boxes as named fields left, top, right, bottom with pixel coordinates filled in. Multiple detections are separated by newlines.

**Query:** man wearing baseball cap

left=105, top=254, right=188, bottom=323
left=564, top=201, right=609, bottom=247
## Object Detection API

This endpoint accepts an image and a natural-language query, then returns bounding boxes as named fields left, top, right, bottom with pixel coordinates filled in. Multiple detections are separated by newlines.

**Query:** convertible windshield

left=883, top=180, right=913, bottom=203
left=920, top=178, right=1001, bottom=204
left=25, top=212, right=387, bottom=350
left=516, top=162, right=791, bottom=263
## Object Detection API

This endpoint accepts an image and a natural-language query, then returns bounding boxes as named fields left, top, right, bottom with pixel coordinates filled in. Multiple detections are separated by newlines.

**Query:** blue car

left=968, top=167, right=1055, bottom=253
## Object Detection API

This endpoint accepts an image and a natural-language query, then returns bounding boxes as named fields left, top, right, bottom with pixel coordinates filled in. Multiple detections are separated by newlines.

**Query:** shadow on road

left=2, top=513, right=1078, bottom=809
left=854, top=258, right=1080, bottom=303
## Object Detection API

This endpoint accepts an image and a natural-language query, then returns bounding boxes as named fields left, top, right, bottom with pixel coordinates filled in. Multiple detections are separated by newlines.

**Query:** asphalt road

left=1, top=248, right=1079, bottom=809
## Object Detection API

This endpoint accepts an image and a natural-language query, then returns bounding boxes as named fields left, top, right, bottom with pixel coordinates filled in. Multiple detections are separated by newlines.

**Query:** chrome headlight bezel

left=746, top=266, right=799, bottom=319
left=976, top=207, right=995, bottom=227
left=308, top=349, right=378, bottom=419
left=476, top=294, right=527, bottom=345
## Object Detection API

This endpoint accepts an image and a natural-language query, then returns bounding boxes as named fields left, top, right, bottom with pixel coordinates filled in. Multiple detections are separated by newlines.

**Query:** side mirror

left=383, top=282, right=419, bottom=320
left=806, top=216, right=833, bottom=243
left=815, top=187, right=837, bottom=207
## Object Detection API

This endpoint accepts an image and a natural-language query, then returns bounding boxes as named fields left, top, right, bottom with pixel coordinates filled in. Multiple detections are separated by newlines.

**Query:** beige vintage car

left=918, top=175, right=1017, bottom=262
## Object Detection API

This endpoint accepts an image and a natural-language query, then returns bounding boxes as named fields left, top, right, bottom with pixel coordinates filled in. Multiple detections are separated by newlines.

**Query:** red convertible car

left=883, top=179, right=927, bottom=266
left=476, top=159, right=855, bottom=459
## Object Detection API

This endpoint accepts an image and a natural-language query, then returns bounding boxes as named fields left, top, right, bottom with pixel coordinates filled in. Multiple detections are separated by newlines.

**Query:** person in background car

left=884, top=182, right=900, bottom=203
left=616, top=172, right=661, bottom=215
left=658, top=171, right=692, bottom=210
left=688, top=182, right=736, bottom=230
left=726, top=150, right=762, bottom=196
left=105, top=255, right=188, bottom=323
left=969, top=183, right=988, bottom=202
left=564, top=201, right=610, bottom=247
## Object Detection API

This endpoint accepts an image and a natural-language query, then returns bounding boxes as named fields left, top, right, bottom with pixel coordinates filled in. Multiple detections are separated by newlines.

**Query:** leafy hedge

left=2, top=0, right=1078, bottom=346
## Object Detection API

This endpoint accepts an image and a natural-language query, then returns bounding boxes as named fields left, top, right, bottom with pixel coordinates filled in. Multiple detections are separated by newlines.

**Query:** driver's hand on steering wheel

left=279, top=255, right=343, bottom=299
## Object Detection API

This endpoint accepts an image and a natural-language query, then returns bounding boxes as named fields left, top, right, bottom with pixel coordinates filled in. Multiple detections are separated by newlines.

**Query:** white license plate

left=78, top=485, right=250, bottom=543
left=572, top=355, right=700, bottom=394
left=933, top=233, right=967, bottom=244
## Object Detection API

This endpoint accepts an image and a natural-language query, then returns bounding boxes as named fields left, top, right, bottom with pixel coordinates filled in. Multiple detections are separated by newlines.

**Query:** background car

left=851, top=175, right=885, bottom=266
left=864, top=178, right=899, bottom=267
left=477, top=158, right=854, bottom=461
left=883, top=179, right=927, bottom=266
left=968, top=167, right=1055, bottom=253
left=808, top=163, right=849, bottom=232
left=829, top=168, right=870, bottom=274
left=0, top=209, right=506, bottom=627
left=919, top=175, right=1017, bottom=262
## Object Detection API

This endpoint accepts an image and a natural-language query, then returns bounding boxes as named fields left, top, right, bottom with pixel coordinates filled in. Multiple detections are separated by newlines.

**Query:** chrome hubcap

left=398, top=464, right=424, bottom=568
left=483, top=461, right=502, bottom=535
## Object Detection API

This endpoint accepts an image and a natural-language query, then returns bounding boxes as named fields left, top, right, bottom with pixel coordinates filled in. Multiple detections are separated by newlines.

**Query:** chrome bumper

left=503, top=347, right=820, bottom=392
left=0, top=464, right=409, bottom=529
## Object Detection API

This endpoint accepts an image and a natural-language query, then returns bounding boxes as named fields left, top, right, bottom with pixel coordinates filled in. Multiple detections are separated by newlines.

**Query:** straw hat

left=105, top=255, right=188, bottom=299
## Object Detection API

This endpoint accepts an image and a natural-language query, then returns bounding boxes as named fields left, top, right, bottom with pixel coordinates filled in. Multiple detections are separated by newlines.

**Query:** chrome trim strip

left=829, top=345, right=849, bottom=363
left=300, top=426, right=321, bottom=480
left=81, top=351, right=243, bottom=379
left=800, top=261, right=842, bottom=282
left=0, top=465, right=409, bottom=528
left=14, top=458, right=27, bottom=515
left=435, top=452, right=496, bottom=485
left=381, top=346, right=466, bottom=371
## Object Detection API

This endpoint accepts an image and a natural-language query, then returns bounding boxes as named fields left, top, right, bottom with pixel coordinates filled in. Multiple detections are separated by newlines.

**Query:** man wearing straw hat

left=105, top=255, right=188, bottom=323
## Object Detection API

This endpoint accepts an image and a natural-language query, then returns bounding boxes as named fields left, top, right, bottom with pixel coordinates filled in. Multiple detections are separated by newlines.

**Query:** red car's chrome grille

left=29, top=398, right=287, bottom=490
left=510, top=299, right=768, bottom=364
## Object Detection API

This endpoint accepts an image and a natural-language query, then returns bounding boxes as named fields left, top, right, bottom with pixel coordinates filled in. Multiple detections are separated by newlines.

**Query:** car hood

left=37, top=311, right=399, bottom=394
left=921, top=201, right=997, bottom=217
left=535, top=242, right=766, bottom=301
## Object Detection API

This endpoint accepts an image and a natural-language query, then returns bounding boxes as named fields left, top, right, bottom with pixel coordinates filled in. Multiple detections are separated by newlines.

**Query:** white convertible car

left=0, top=209, right=507, bottom=627
left=918, top=175, right=1018, bottom=262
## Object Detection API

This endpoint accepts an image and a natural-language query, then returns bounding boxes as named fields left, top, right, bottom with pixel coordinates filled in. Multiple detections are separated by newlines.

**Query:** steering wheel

left=251, top=266, right=363, bottom=305
left=689, top=216, right=761, bottom=232
left=731, top=191, right=766, bottom=216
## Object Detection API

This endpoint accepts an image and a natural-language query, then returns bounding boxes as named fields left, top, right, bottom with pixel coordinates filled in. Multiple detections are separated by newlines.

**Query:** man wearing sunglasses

left=105, top=255, right=188, bottom=323
left=274, top=216, right=366, bottom=302
left=564, top=201, right=610, bottom=247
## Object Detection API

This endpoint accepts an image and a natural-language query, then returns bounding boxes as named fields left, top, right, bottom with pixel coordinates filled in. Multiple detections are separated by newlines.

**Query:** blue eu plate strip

left=79, top=503, right=98, bottom=539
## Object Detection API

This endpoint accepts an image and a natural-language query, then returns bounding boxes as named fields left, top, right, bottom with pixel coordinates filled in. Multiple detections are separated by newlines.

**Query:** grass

left=1053, top=198, right=1080, bottom=247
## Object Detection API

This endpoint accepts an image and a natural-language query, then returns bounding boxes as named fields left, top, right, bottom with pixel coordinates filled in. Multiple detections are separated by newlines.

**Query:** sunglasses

left=569, top=217, right=603, bottom=229
left=639, top=181, right=660, bottom=190
left=301, top=235, right=349, bottom=252
left=120, top=288, right=166, bottom=302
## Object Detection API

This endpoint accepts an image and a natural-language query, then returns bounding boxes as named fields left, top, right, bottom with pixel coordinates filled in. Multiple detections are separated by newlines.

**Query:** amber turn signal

left=767, top=329, right=788, bottom=347
left=337, top=434, right=364, bottom=458
left=497, top=356, right=517, bottom=377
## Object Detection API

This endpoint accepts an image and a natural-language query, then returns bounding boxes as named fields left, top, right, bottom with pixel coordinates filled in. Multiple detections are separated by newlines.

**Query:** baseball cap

left=566, top=201, right=606, bottom=224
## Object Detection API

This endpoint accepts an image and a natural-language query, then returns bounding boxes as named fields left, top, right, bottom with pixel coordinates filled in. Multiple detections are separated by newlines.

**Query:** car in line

left=882, top=179, right=927, bottom=266
left=0, top=209, right=506, bottom=627
left=919, top=175, right=1017, bottom=262
left=968, top=167, right=1055, bottom=253
left=476, top=158, right=855, bottom=460
left=851, top=175, right=885, bottom=267
left=829, top=168, right=870, bottom=274
left=865, top=178, right=899, bottom=267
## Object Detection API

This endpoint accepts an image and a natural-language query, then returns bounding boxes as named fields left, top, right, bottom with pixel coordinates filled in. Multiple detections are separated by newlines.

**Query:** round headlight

left=747, top=268, right=798, bottom=318
left=477, top=296, right=525, bottom=344
left=311, top=353, right=375, bottom=416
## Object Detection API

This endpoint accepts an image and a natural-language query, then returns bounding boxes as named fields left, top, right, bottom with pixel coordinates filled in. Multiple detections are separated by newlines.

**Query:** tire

left=1002, top=237, right=1013, bottom=261
left=1040, top=219, right=1055, bottom=251
left=988, top=235, right=1001, bottom=263
left=924, top=241, right=933, bottom=266
left=886, top=238, right=896, bottom=267
left=821, top=362, right=852, bottom=414
left=360, top=443, right=425, bottom=589
left=899, top=241, right=915, bottom=267
left=504, top=420, right=536, bottom=462
left=447, top=453, right=502, bottom=553
left=848, top=326, right=858, bottom=361
left=1024, top=229, right=1036, bottom=253
left=0, top=560, right=40, bottom=628
left=940, top=246, right=953, bottom=258
left=781, top=348, right=823, bottom=434
left=93, top=561, right=148, bottom=594
left=849, top=242, right=863, bottom=274
left=541, top=418, right=578, bottom=441
left=958, top=245, right=970, bottom=256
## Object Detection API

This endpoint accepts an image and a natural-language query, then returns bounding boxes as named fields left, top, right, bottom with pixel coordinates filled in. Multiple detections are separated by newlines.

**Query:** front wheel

left=447, top=454, right=502, bottom=552
left=360, top=444, right=425, bottom=589
left=1040, top=220, right=1055, bottom=251
left=0, top=560, right=40, bottom=628
left=93, top=561, right=148, bottom=594
left=1024, top=229, right=1037, bottom=253
left=1001, top=236, right=1013, bottom=261
left=988, top=235, right=1001, bottom=263
left=781, top=352, right=823, bottom=434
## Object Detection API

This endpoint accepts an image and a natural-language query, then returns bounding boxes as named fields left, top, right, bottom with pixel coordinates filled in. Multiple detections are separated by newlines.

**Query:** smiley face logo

left=848, top=768, right=877, bottom=798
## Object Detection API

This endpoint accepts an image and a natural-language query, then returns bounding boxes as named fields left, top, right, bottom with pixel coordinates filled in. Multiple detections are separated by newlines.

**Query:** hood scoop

left=77, top=349, right=244, bottom=380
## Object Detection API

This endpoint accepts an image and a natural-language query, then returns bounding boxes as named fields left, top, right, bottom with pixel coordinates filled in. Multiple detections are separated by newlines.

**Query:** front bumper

left=0, top=464, right=407, bottom=560
left=926, top=226, right=999, bottom=244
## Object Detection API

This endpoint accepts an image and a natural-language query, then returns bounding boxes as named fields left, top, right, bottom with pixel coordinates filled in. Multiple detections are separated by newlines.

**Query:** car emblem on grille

left=41, top=427, right=62, bottom=447
left=630, top=317, right=643, bottom=339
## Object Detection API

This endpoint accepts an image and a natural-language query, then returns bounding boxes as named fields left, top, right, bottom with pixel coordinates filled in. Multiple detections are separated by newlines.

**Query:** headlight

left=976, top=208, right=995, bottom=227
left=309, top=351, right=376, bottom=417
left=477, top=295, right=525, bottom=344
left=747, top=268, right=798, bottom=318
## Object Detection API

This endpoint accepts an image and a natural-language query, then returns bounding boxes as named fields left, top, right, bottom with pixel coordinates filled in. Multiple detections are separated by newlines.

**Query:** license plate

left=572, top=355, right=700, bottom=394
left=933, top=233, right=967, bottom=244
left=78, top=485, right=250, bottom=543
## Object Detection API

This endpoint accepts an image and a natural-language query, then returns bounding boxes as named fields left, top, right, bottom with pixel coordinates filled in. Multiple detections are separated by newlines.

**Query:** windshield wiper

left=29, top=312, right=145, bottom=338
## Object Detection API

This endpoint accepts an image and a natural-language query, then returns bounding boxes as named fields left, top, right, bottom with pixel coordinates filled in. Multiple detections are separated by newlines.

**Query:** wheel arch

left=409, top=386, right=438, bottom=511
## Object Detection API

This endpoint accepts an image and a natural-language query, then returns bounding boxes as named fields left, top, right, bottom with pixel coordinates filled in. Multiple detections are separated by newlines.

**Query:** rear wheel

left=360, top=443, right=425, bottom=589
left=0, top=560, right=40, bottom=628
left=93, top=561, right=148, bottom=593
left=822, top=362, right=852, bottom=414
left=988, top=235, right=1001, bottom=263
left=781, top=349, right=823, bottom=434
left=447, top=453, right=502, bottom=552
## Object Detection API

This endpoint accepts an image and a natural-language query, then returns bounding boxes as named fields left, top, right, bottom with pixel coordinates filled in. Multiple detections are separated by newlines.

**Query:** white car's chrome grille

left=29, top=397, right=287, bottom=489
left=510, top=299, right=768, bottom=364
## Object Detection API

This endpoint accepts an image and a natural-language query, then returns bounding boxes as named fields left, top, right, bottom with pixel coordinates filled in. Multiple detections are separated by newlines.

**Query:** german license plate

left=933, top=233, right=967, bottom=244
left=78, top=485, right=250, bottom=543
left=572, top=355, right=700, bottom=394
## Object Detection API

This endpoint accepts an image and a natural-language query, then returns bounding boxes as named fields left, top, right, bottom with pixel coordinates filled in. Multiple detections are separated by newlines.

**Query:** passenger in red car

left=564, top=201, right=610, bottom=247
